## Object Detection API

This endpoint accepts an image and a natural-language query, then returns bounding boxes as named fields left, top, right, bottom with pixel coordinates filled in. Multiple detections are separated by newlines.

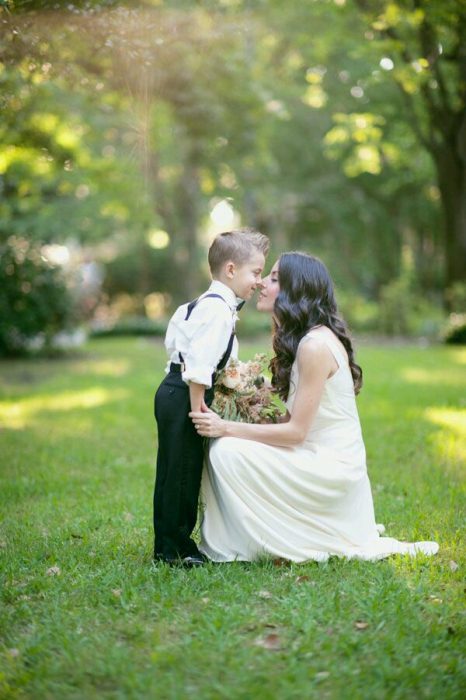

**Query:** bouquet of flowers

left=211, top=354, right=283, bottom=424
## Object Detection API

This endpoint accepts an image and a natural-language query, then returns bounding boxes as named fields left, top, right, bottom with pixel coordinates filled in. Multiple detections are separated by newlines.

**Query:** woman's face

left=256, top=260, right=280, bottom=313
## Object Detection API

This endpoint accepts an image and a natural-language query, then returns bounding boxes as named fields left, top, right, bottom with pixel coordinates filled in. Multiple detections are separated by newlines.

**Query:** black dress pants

left=153, top=370, right=213, bottom=559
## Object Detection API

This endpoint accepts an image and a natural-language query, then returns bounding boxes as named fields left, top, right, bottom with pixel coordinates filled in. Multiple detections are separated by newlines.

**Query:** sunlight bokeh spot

left=210, top=199, right=235, bottom=228
left=75, top=184, right=90, bottom=199
left=144, top=292, right=170, bottom=319
left=303, top=84, right=327, bottom=109
left=41, top=244, right=70, bottom=266
left=147, top=229, right=170, bottom=249
left=350, top=86, right=364, bottom=98
left=380, top=57, right=394, bottom=70
left=205, top=199, right=241, bottom=243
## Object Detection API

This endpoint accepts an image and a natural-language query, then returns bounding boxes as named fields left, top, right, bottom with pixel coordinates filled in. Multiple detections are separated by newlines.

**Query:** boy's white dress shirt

left=164, top=280, right=240, bottom=388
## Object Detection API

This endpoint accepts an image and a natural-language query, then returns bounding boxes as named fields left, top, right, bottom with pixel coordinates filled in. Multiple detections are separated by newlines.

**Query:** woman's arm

left=190, top=338, right=336, bottom=447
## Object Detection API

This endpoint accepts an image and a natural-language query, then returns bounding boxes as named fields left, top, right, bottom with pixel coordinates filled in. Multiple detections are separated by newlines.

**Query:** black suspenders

left=178, top=293, right=236, bottom=371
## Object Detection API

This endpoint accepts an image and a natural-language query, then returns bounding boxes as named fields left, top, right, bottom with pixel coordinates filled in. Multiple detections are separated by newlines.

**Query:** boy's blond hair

left=208, top=228, right=269, bottom=276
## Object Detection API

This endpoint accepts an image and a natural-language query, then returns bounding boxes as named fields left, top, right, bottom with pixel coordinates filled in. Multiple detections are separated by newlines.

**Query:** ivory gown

left=200, top=332, right=439, bottom=563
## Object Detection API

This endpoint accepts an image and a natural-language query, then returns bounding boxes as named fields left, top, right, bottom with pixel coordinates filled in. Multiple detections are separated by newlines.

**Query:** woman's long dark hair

left=270, top=252, right=363, bottom=400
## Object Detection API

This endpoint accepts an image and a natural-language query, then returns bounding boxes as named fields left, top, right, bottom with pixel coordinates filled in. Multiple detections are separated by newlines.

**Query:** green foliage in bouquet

left=211, top=354, right=283, bottom=424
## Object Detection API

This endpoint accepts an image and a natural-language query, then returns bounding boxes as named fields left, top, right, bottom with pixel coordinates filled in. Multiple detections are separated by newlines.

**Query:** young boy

left=153, top=229, right=269, bottom=566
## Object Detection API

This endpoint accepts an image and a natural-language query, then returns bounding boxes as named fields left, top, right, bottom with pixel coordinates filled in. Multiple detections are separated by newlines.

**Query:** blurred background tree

left=0, top=0, right=464, bottom=354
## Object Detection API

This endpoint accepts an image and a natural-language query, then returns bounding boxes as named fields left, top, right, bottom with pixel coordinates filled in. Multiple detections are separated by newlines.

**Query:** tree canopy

left=1, top=0, right=464, bottom=326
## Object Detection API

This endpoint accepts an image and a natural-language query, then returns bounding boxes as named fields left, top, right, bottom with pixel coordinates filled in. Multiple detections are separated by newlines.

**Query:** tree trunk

left=145, top=144, right=201, bottom=305
left=433, top=129, right=466, bottom=294
left=176, top=152, right=202, bottom=302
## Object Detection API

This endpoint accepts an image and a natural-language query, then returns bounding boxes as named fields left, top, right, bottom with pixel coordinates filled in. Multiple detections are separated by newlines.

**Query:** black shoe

left=154, top=553, right=207, bottom=568
left=179, top=555, right=206, bottom=568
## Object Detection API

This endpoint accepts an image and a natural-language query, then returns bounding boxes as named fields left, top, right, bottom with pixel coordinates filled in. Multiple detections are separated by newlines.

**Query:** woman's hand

left=189, top=409, right=227, bottom=438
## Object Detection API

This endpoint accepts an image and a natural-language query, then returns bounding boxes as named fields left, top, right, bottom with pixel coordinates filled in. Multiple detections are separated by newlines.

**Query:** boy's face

left=229, top=251, right=265, bottom=300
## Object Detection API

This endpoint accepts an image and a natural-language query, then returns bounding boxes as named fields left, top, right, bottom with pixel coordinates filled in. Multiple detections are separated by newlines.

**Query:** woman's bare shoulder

left=298, top=331, right=329, bottom=355
left=297, top=334, right=333, bottom=369
left=302, top=327, right=348, bottom=361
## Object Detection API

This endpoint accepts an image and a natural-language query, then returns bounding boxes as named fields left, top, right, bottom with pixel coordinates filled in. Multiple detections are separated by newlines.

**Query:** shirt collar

left=207, top=280, right=243, bottom=311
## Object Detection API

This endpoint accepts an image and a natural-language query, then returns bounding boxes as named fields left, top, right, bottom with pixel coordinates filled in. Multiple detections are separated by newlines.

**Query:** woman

left=190, top=253, right=438, bottom=562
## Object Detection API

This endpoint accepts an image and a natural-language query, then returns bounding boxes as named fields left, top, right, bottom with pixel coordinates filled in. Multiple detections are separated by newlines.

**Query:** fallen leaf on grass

left=272, top=558, right=291, bottom=567
left=244, top=622, right=277, bottom=633
left=354, top=621, right=369, bottom=630
left=429, top=595, right=443, bottom=604
left=123, top=512, right=134, bottom=522
left=7, top=649, right=20, bottom=658
left=315, top=671, right=330, bottom=681
left=201, top=597, right=210, bottom=604
left=258, top=590, right=273, bottom=599
left=111, top=589, right=122, bottom=597
left=449, top=560, right=459, bottom=572
left=46, top=566, right=61, bottom=576
left=254, top=633, right=282, bottom=651
left=242, top=623, right=257, bottom=632
left=295, top=575, right=311, bottom=584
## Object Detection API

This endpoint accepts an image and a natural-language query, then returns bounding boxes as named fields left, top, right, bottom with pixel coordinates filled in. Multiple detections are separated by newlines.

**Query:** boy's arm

left=189, top=381, right=209, bottom=413
left=182, top=300, right=233, bottom=390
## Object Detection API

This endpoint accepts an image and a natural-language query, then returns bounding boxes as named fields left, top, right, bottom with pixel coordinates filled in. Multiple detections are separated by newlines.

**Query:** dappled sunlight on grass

left=71, top=359, right=131, bottom=378
left=401, top=366, right=466, bottom=386
left=0, top=387, right=128, bottom=429
left=425, top=407, right=466, bottom=437
left=450, top=347, right=466, bottom=364
left=424, top=407, right=466, bottom=471
left=361, top=346, right=465, bottom=387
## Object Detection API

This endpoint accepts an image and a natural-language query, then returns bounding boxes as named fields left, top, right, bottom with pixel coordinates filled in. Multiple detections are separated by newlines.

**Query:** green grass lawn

left=0, top=337, right=465, bottom=699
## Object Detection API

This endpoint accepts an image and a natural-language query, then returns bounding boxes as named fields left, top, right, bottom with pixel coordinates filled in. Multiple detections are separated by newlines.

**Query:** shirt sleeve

left=182, top=300, right=233, bottom=388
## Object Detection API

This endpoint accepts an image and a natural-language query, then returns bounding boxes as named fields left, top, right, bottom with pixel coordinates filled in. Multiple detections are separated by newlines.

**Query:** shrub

left=0, top=237, right=76, bottom=356
left=442, top=313, right=466, bottom=345
left=236, top=309, right=272, bottom=338
left=90, top=316, right=167, bottom=338
left=378, top=277, right=412, bottom=335
left=89, top=306, right=272, bottom=340
left=445, top=282, right=466, bottom=313
left=337, top=291, right=379, bottom=333
left=378, top=277, right=444, bottom=337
